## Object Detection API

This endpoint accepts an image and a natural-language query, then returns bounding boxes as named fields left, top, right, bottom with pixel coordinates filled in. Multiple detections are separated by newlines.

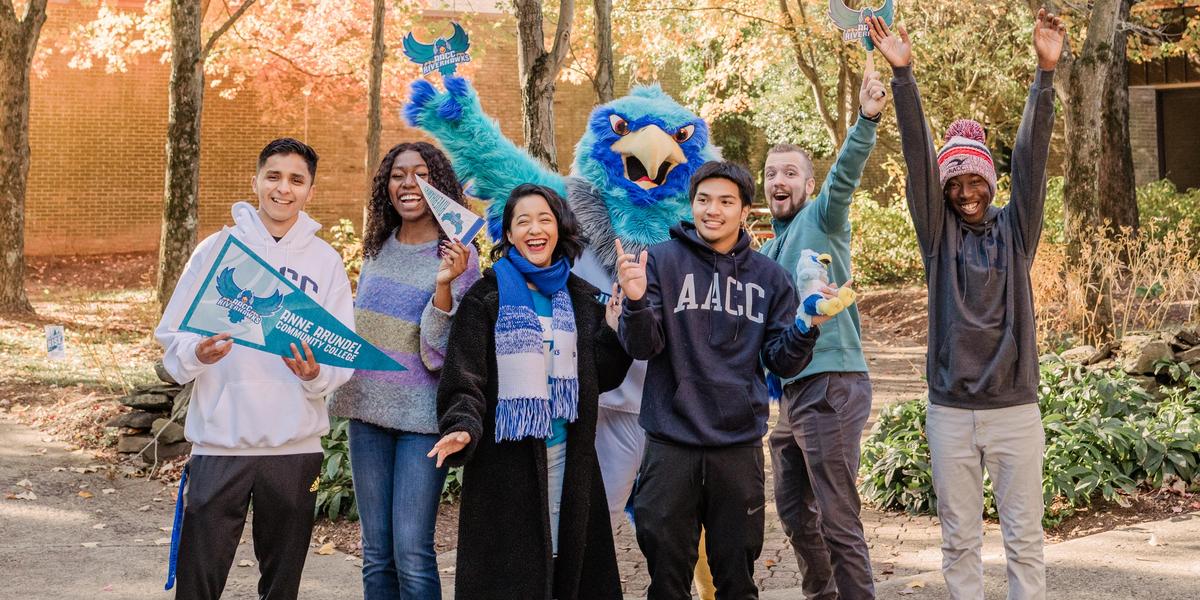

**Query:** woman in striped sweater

left=330, top=141, right=480, bottom=600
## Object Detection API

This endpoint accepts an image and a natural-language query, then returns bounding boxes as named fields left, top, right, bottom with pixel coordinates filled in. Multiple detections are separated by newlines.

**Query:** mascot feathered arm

left=404, top=75, right=566, bottom=239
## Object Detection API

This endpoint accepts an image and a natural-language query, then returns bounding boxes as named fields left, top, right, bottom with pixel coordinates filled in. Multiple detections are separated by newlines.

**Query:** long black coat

left=437, top=270, right=632, bottom=600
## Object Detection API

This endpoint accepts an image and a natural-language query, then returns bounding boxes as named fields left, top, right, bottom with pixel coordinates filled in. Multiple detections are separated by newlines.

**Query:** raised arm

left=1008, top=9, right=1066, bottom=256
left=869, top=18, right=945, bottom=258
left=404, top=75, right=567, bottom=240
left=420, top=243, right=482, bottom=371
left=815, top=70, right=885, bottom=232
left=616, top=241, right=665, bottom=360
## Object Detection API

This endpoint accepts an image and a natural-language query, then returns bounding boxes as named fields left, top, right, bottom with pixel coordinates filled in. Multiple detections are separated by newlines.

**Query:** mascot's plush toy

left=402, top=75, right=719, bottom=277
left=795, top=249, right=857, bottom=333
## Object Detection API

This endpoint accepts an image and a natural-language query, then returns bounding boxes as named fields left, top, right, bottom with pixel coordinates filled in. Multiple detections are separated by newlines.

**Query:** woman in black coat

left=430, top=183, right=632, bottom=600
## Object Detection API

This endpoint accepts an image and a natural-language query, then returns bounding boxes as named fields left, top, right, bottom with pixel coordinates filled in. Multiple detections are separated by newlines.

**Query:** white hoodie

left=156, top=202, right=355, bottom=456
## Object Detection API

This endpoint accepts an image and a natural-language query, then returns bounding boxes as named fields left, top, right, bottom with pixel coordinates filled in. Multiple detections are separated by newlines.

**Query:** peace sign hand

left=614, top=239, right=649, bottom=302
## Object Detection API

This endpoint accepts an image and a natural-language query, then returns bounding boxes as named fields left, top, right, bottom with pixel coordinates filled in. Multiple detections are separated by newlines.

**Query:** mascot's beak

left=611, top=125, right=687, bottom=190
left=818, top=253, right=833, bottom=266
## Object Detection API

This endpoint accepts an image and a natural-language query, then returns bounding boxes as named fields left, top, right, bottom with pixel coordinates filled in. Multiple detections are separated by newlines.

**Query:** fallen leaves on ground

left=315, top=542, right=335, bottom=555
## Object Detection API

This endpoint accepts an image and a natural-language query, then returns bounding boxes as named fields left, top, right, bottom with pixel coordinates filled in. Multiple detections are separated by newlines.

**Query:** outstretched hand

left=427, top=431, right=471, bottom=468
left=867, top=16, right=911, bottom=68
left=1033, top=8, right=1067, bottom=71
left=614, top=239, right=649, bottom=302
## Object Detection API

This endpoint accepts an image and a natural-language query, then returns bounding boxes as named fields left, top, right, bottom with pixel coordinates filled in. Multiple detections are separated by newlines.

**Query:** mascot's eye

left=609, top=114, right=630, bottom=136
left=674, top=125, right=695, bottom=143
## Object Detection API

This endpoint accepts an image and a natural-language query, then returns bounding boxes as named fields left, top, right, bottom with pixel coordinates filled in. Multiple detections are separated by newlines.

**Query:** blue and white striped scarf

left=493, top=253, right=579, bottom=442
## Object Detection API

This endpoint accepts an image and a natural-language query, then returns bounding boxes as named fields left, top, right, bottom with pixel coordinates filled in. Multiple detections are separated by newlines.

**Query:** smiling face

left=506, top=193, right=560, bottom=268
left=692, top=177, right=750, bottom=253
left=253, top=153, right=315, bottom=237
left=764, top=151, right=817, bottom=221
left=944, top=173, right=993, bottom=224
left=388, top=150, right=435, bottom=224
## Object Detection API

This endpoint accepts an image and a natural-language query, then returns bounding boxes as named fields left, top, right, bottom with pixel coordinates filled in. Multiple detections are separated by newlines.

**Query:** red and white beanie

left=937, top=119, right=996, bottom=194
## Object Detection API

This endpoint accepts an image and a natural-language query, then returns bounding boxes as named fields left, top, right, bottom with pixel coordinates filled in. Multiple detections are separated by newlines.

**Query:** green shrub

left=849, top=194, right=925, bottom=286
left=860, top=358, right=1200, bottom=526
left=325, top=218, right=363, bottom=288
left=317, top=416, right=358, bottom=521
left=442, top=467, right=464, bottom=503
left=1040, top=177, right=1200, bottom=246
left=858, top=398, right=935, bottom=514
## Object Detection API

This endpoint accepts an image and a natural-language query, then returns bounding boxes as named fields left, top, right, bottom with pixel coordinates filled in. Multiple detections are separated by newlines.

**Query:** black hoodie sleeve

left=594, top=323, right=634, bottom=393
left=618, top=251, right=666, bottom=360
left=435, top=287, right=490, bottom=467
left=759, top=277, right=819, bottom=378
left=892, top=65, right=947, bottom=258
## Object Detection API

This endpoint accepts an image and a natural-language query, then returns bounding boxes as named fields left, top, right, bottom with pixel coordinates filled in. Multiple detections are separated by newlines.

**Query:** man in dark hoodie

left=615, top=161, right=824, bottom=600
left=868, top=11, right=1065, bottom=600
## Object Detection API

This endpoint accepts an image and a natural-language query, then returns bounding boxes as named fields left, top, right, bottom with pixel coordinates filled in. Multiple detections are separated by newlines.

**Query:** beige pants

left=927, top=402, right=1046, bottom=600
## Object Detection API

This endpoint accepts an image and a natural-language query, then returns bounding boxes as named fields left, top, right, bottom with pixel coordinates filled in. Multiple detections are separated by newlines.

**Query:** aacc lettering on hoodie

left=672, top=271, right=766, bottom=323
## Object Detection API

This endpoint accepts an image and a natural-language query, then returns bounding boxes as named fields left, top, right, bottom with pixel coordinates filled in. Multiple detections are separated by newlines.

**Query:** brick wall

left=25, top=2, right=613, bottom=256
left=1129, top=87, right=1160, bottom=187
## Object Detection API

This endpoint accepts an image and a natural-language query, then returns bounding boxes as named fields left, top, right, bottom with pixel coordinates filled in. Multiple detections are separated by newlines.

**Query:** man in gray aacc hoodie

left=869, top=11, right=1066, bottom=600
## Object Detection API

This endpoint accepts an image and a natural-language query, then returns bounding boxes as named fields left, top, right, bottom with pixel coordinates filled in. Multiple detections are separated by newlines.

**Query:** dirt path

left=0, top=414, right=364, bottom=599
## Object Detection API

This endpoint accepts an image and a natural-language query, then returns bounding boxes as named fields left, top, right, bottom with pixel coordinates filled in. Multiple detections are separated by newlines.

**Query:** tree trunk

left=1097, top=0, right=1138, bottom=235
left=513, top=0, right=575, bottom=171
left=1049, top=0, right=1134, bottom=341
left=364, top=0, right=386, bottom=227
left=154, top=0, right=255, bottom=312
left=592, top=0, right=614, bottom=104
left=155, top=0, right=206, bottom=312
left=0, top=0, right=48, bottom=314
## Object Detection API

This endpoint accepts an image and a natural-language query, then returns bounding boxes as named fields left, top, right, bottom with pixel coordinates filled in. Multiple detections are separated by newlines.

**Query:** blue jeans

left=349, top=420, right=447, bottom=600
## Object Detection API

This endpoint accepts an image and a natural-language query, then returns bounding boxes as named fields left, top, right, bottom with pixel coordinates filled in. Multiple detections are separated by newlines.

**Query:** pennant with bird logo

left=178, top=234, right=405, bottom=371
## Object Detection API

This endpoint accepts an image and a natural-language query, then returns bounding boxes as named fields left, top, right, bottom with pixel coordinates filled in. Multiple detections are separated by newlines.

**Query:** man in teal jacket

left=760, top=66, right=888, bottom=600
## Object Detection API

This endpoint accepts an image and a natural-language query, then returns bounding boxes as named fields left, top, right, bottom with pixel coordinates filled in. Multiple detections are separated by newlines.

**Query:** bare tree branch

left=620, top=3, right=784, bottom=29
left=202, top=0, right=258, bottom=60
left=548, top=0, right=577, bottom=73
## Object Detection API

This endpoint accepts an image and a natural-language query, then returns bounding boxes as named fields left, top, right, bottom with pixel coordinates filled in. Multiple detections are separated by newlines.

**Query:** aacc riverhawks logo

left=215, top=267, right=284, bottom=325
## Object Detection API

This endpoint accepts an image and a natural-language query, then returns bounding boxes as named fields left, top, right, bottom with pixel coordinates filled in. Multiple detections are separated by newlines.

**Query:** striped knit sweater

left=329, top=234, right=481, bottom=433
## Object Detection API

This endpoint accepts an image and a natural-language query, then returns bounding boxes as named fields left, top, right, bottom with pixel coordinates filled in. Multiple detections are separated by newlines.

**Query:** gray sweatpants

left=768, top=372, right=875, bottom=600
left=927, top=402, right=1046, bottom=600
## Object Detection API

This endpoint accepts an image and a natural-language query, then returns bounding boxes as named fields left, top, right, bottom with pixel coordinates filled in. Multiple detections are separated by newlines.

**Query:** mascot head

left=573, top=85, right=719, bottom=208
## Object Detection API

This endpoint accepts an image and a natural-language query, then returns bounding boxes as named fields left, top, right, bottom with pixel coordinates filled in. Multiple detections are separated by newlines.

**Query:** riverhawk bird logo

left=828, top=0, right=895, bottom=50
left=441, top=212, right=464, bottom=236
left=215, top=267, right=284, bottom=324
left=403, top=21, right=472, bottom=76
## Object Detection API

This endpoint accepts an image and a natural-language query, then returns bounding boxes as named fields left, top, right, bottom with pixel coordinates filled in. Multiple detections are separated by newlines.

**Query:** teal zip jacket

left=760, top=115, right=878, bottom=382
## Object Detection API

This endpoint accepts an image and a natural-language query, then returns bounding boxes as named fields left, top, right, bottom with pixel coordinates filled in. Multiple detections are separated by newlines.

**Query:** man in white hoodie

left=156, top=138, right=355, bottom=600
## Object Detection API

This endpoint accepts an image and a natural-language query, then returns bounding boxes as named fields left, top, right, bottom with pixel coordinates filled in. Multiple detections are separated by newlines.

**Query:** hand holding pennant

left=416, top=177, right=486, bottom=244
left=177, top=235, right=406, bottom=372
